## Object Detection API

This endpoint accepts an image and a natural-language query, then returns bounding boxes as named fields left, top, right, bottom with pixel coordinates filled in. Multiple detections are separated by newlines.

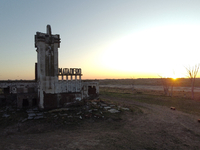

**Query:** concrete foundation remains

left=0, top=25, right=99, bottom=110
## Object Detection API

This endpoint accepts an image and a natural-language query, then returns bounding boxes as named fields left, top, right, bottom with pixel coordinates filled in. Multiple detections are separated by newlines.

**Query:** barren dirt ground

left=1, top=86, right=200, bottom=149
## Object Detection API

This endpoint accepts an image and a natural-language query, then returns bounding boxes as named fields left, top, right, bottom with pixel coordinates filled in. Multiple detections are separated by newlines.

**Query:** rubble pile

left=0, top=99, right=130, bottom=126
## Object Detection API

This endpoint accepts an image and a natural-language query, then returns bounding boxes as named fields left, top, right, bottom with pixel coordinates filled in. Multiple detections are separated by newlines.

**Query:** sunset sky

left=1, top=0, right=200, bottom=80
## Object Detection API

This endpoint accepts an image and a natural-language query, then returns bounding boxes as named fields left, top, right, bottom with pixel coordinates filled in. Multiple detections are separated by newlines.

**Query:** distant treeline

left=99, top=78, right=200, bottom=87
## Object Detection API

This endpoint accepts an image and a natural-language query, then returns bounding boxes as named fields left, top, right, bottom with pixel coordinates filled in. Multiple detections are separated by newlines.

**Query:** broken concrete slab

left=77, top=111, right=82, bottom=115
left=108, top=109, right=120, bottom=113
left=100, top=104, right=107, bottom=107
left=28, top=113, right=36, bottom=117
left=104, top=106, right=111, bottom=110
left=35, top=112, right=43, bottom=116
left=2, top=114, right=10, bottom=118
left=92, top=102, right=97, bottom=105
left=28, top=116, right=34, bottom=119
left=121, top=107, right=129, bottom=111
left=22, top=118, right=28, bottom=122
left=49, top=108, right=69, bottom=113
left=26, top=110, right=34, bottom=113
left=32, top=107, right=38, bottom=111
left=34, top=116, right=44, bottom=119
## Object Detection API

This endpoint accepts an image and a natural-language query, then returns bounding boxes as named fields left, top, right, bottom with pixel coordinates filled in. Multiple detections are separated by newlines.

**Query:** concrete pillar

left=75, top=75, right=77, bottom=92
left=66, top=75, right=68, bottom=92
left=35, top=25, right=60, bottom=109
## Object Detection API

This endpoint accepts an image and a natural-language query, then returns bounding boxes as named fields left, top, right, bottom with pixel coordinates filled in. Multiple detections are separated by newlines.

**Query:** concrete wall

left=0, top=81, right=37, bottom=94
left=43, top=92, right=81, bottom=110
left=81, top=80, right=99, bottom=99
left=0, top=81, right=38, bottom=108
left=17, top=93, right=37, bottom=108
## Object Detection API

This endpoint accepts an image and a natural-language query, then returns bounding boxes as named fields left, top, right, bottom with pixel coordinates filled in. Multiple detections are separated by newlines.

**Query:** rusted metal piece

left=170, top=107, right=176, bottom=110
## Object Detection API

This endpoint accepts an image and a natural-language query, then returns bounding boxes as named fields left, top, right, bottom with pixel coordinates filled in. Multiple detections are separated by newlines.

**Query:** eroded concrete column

left=35, top=25, right=61, bottom=109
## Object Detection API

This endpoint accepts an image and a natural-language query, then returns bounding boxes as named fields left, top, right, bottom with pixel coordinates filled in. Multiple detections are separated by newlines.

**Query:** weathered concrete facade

left=0, top=25, right=99, bottom=110
left=0, top=81, right=37, bottom=108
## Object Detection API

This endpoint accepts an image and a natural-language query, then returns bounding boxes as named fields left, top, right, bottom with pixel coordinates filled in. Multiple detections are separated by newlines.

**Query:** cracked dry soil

left=1, top=96, right=200, bottom=150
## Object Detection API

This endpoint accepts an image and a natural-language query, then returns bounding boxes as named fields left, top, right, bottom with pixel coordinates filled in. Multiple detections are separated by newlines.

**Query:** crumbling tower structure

left=0, top=25, right=99, bottom=110
left=35, top=25, right=61, bottom=108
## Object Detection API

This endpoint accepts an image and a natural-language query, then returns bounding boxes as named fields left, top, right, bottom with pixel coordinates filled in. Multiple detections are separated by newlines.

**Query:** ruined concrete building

left=0, top=25, right=99, bottom=110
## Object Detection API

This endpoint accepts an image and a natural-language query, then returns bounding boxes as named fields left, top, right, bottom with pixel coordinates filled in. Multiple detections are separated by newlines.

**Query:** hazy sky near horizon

left=1, top=0, right=200, bottom=80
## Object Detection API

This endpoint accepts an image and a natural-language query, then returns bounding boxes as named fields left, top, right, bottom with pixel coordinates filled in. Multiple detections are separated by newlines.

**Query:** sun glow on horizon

left=99, top=24, right=200, bottom=79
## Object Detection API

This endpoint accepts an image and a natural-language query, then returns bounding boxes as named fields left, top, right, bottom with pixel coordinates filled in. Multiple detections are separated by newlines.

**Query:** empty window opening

left=58, top=76, right=62, bottom=80
left=88, top=86, right=96, bottom=95
left=77, top=75, right=81, bottom=80
left=3, top=87, right=10, bottom=94
left=32, top=98, right=37, bottom=106
left=63, top=76, right=66, bottom=80
left=0, top=98, right=6, bottom=106
left=23, top=99, right=29, bottom=107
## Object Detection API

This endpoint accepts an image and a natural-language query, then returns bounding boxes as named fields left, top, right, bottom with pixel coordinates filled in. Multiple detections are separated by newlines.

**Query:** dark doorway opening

left=0, top=98, right=6, bottom=106
left=88, top=86, right=96, bottom=95
left=32, top=98, right=37, bottom=106
left=23, top=99, right=29, bottom=107
left=3, top=87, right=10, bottom=94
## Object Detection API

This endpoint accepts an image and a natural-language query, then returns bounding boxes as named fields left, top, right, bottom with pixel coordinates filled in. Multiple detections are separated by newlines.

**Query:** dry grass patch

left=100, top=87, right=200, bottom=115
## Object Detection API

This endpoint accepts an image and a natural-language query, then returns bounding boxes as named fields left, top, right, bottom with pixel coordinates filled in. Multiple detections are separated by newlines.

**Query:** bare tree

left=159, top=75, right=170, bottom=96
left=159, top=75, right=175, bottom=97
left=185, top=64, right=199, bottom=99
left=131, top=77, right=135, bottom=93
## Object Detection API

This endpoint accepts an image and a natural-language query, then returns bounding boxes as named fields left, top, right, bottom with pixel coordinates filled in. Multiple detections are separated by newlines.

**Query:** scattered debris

left=2, top=114, right=10, bottom=118
left=76, top=97, right=82, bottom=101
left=34, top=116, right=44, bottom=119
left=49, top=108, right=69, bottom=113
left=104, top=107, right=111, bottom=110
left=121, top=107, right=129, bottom=111
left=92, top=102, right=97, bottom=105
left=101, top=104, right=107, bottom=107
left=0, top=99, right=130, bottom=125
left=22, top=118, right=27, bottom=123
left=108, top=109, right=120, bottom=113
left=170, top=107, right=176, bottom=110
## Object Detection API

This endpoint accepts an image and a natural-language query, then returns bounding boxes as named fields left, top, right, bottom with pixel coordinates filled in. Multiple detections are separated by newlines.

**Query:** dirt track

left=1, top=95, right=200, bottom=149
left=100, top=95, right=200, bottom=149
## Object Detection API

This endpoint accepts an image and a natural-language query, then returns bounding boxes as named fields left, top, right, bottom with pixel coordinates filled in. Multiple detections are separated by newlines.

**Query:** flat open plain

left=1, top=79, right=200, bottom=149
